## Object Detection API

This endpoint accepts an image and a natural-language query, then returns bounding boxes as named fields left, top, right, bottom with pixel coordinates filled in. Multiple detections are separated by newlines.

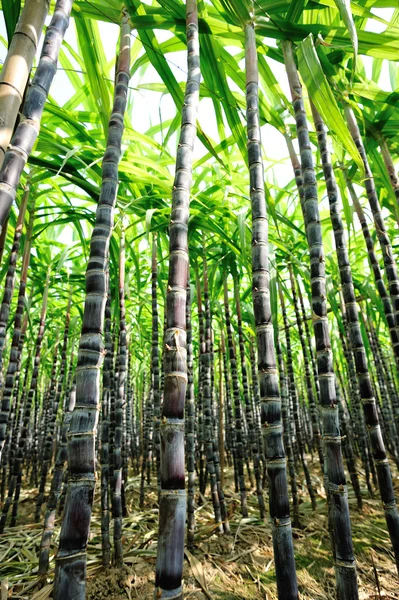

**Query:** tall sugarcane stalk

left=311, top=105, right=399, bottom=543
left=223, top=277, right=248, bottom=517
left=0, top=0, right=73, bottom=236
left=154, top=2, right=200, bottom=596
left=35, top=337, right=60, bottom=522
left=365, top=313, right=399, bottom=464
left=279, top=279, right=317, bottom=510
left=345, top=176, right=399, bottom=376
left=186, top=272, right=196, bottom=548
left=288, top=263, right=324, bottom=469
left=151, top=233, right=161, bottom=489
left=338, top=306, right=375, bottom=496
left=100, top=282, right=112, bottom=567
left=36, top=295, right=71, bottom=522
left=297, top=281, right=320, bottom=406
left=246, top=26, right=298, bottom=599
left=275, top=335, right=300, bottom=528
left=221, top=327, right=238, bottom=491
left=53, top=18, right=131, bottom=599
left=0, top=271, right=50, bottom=533
left=335, top=368, right=363, bottom=510
left=203, top=258, right=223, bottom=532
left=249, top=341, right=266, bottom=484
left=0, top=185, right=29, bottom=385
left=345, top=106, right=399, bottom=333
left=0, top=0, right=49, bottom=166
left=2, top=335, right=29, bottom=502
left=379, top=137, right=399, bottom=219
left=234, top=273, right=265, bottom=519
left=0, top=201, right=34, bottom=464
left=113, top=230, right=126, bottom=566
left=38, top=348, right=76, bottom=577
left=196, top=265, right=206, bottom=495
left=282, top=40, right=358, bottom=598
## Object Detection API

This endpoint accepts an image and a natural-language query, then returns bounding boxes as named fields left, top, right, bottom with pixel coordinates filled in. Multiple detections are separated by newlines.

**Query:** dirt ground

left=0, top=461, right=398, bottom=599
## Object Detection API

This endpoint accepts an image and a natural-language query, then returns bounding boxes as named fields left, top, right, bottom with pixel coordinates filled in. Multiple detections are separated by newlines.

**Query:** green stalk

left=246, top=26, right=297, bottom=599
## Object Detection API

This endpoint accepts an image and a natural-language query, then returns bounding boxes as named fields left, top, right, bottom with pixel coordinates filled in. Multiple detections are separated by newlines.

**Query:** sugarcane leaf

left=297, top=34, right=363, bottom=171
left=185, top=549, right=209, bottom=595
left=332, top=0, right=357, bottom=78
left=3, top=0, right=20, bottom=46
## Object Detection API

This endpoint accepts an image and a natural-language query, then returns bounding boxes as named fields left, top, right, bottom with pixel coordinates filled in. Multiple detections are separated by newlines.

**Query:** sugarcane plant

left=53, top=15, right=131, bottom=598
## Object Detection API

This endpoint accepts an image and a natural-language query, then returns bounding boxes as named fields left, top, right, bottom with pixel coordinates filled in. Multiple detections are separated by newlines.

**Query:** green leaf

left=332, top=0, right=358, bottom=78
left=3, top=0, right=20, bottom=46
left=297, top=34, right=363, bottom=171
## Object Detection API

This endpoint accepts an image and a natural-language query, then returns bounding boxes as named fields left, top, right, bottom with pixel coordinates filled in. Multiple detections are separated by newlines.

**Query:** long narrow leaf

left=297, top=34, right=363, bottom=171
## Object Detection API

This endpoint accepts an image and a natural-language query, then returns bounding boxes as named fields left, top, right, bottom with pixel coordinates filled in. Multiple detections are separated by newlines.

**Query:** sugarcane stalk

left=0, top=0, right=49, bottom=166
left=186, top=272, right=196, bottom=548
left=203, top=257, right=223, bottom=532
left=38, top=342, right=76, bottom=577
left=275, top=335, right=301, bottom=528
left=151, top=233, right=161, bottom=490
left=35, top=337, right=60, bottom=522
left=0, top=200, right=34, bottom=464
left=313, top=103, right=399, bottom=571
left=113, top=230, right=126, bottom=566
left=288, top=263, right=324, bottom=469
left=0, top=185, right=29, bottom=386
left=53, top=17, right=131, bottom=598
left=100, top=280, right=112, bottom=567
left=278, top=279, right=317, bottom=510
left=246, top=26, right=298, bottom=599
left=0, top=271, right=50, bottom=533
left=283, top=40, right=358, bottom=598
left=0, top=0, right=73, bottom=235
left=345, top=176, right=399, bottom=378
left=345, top=105, right=399, bottom=334
left=154, top=1, right=200, bottom=595
left=234, top=273, right=265, bottom=519
left=223, top=277, right=248, bottom=517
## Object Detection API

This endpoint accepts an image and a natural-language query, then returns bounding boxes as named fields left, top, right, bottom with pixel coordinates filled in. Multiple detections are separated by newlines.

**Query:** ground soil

left=0, top=460, right=398, bottom=599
